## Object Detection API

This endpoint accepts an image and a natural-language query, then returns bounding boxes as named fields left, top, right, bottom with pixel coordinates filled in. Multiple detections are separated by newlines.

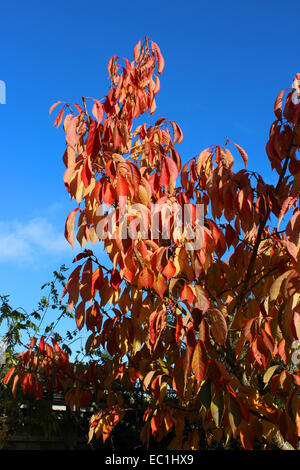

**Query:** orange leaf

left=91, top=267, right=104, bottom=298
left=153, top=272, right=167, bottom=297
left=151, top=411, right=162, bottom=438
left=278, top=193, right=300, bottom=228
left=232, top=142, right=248, bottom=167
left=192, top=341, right=208, bottom=385
left=134, top=40, right=141, bottom=63
left=162, top=259, right=176, bottom=280
left=75, top=301, right=85, bottom=330
left=293, top=305, right=300, bottom=340
left=65, top=208, right=80, bottom=247
left=66, top=116, right=79, bottom=147
left=138, top=268, right=154, bottom=288
left=152, top=41, right=165, bottom=74
left=102, top=180, right=117, bottom=205
left=208, top=309, right=228, bottom=345
left=286, top=211, right=300, bottom=262
left=180, top=284, right=194, bottom=306
left=61, top=264, right=82, bottom=308
left=80, top=258, right=93, bottom=302
left=12, top=374, right=19, bottom=398
left=92, top=99, right=104, bottom=123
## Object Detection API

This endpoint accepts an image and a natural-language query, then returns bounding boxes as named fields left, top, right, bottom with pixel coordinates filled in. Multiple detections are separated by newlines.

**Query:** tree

left=3, top=38, right=300, bottom=451
left=0, top=267, right=95, bottom=449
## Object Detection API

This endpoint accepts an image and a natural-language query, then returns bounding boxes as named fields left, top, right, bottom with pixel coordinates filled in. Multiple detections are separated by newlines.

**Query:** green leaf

left=228, top=394, right=242, bottom=436
left=199, top=380, right=211, bottom=412
left=263, top=365, right=280, bottom=385
left=210, top=387, right=224, bottom=427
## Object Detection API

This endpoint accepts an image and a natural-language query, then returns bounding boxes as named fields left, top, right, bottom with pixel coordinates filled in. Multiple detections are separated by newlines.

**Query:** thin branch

left=228, top=129, right=296, bottom=328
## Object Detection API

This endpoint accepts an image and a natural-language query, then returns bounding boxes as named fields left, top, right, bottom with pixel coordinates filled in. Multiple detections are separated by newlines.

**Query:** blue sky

left=0, top=0, right=299, bottom=344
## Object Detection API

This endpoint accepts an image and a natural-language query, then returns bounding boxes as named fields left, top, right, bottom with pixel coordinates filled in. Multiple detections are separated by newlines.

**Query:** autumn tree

left=3, top=38, right=300, bottom=450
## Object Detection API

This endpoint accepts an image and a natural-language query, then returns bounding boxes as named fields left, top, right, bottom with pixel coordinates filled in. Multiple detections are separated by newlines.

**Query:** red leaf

left=49, top=101, right=62, bottom=116
left=3, top=367, right=15, bottom=385
left=294, top=374, right=300, bottom=386
left=39, top=337, right=45, bottom=354
left=170, top=121, right=183, bottom=145
left=46, top=344, right=53, bottom=357
left=51, top=339, right=60, bottom=353
left=72, top=103, right=83, bottom=114
left=191, top=308, right=203, bottom=330
left=274, top=89, right=286, bottom=121
left=111, top=269, right=122, bottom=289
left=53, top=106, right=65, bottom=127
left=81, top=156, right=93, bottom=188
left=61, top=264, right=82, bottom=304
left=155, top=117, right=166, bottom=126
left=75, top=301, right=85, bottom=330
left=66, top=116, right=79, bottom=147
left=29, top=337, right=37, bottom=349
left=102, top=180, right=117, bottom=205
left=116, top=174, right=129, bottom=198
left=73, top=250, right=93, bottom=263
left=165, top=156, right=179, bottom=185
left=175, top=314, right=184, bottom=345
left=149, top=310, right=166, bottom=353
left=149, top=310, right=160, bottom=346
left=180, top=284, right=195, bottom=306
left=86, top=120, right=97, bottom=157
left=225, top=224, right=237, bottom=248
left=159, top=158, right=169, bottom=187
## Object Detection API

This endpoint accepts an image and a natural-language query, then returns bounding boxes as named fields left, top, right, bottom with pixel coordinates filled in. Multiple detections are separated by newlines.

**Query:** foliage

left=0, top=267, right=91, bottom=449
left=2, top=38, right=300, bottom=450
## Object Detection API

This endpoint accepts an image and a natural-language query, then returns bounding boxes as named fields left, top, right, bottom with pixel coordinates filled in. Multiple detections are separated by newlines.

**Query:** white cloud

left=0, top=218, right=70, bottom=263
